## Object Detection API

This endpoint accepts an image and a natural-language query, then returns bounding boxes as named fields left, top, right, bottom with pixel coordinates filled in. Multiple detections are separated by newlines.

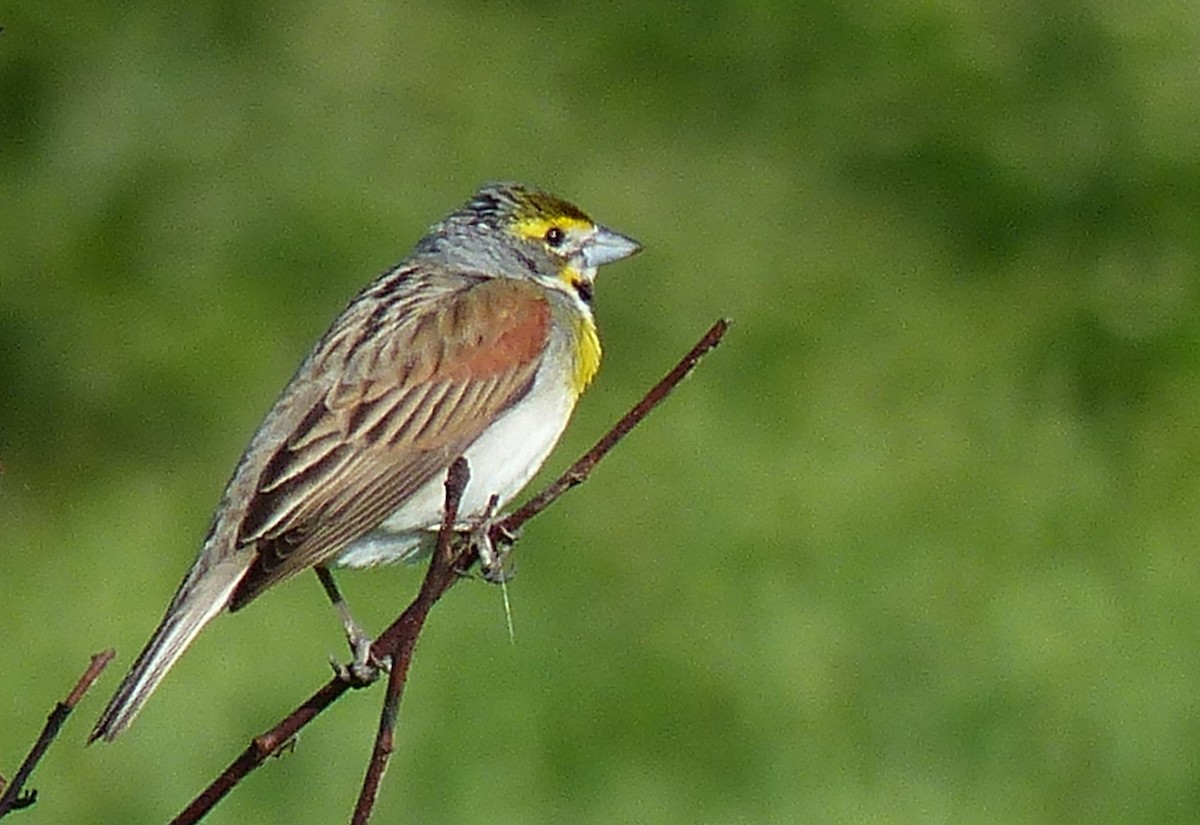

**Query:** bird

left=90, top=182, right=641, bottom=742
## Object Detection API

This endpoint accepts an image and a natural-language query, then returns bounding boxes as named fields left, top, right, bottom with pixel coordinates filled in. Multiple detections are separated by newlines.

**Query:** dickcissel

left=90, top=183, right=640, bottom=742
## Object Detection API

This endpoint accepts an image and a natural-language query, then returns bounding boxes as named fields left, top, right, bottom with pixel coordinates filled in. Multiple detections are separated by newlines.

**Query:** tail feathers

left=89, top=569, right=243, bottom=743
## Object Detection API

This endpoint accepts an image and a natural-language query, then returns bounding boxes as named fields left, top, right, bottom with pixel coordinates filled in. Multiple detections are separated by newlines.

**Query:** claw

left=329, top=633, right=391, bottom=687
left=469, top=496, right=521, bottom=583
left=315, top=565, right=390, bottom=685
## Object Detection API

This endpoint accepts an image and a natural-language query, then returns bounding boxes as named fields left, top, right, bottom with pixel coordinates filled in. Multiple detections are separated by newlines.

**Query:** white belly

left=334, top=375, right=576, bottom=567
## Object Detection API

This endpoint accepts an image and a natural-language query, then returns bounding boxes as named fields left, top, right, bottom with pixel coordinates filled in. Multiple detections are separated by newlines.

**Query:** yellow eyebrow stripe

left=513, top=215, right=593, bottom=242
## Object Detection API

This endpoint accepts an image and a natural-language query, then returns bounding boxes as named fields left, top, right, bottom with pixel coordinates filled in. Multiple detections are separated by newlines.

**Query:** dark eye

left=544, top=226, right=566, bottom=248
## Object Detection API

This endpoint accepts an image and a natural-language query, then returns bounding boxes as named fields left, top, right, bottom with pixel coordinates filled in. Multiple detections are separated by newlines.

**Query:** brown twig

left=351, top=457, right=470, bottom=824
left=168, top=680, right=348, bottom=824
left=0, top=651, right=114, bottom=819
left=168, top=318, right=731, bottom=823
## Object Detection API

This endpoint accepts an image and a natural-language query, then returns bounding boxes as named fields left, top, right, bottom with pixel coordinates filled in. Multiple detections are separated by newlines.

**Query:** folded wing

left=229, top=271, right=552, bottom=608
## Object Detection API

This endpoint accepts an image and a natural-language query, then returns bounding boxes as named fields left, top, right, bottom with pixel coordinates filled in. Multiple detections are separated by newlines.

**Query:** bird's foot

left=467, top=496, right=521, bottom=583
left=329, top=624, right=391, bottom=687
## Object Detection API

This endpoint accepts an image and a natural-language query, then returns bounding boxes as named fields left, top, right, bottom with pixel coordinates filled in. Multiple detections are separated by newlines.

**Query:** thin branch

left=169, top=680, right=350, bottom=825
left=0, top=651, right=114, bottom=819
left=351, top=457, right=470, bottom=824
left=168, top=318, right=731, bottom=824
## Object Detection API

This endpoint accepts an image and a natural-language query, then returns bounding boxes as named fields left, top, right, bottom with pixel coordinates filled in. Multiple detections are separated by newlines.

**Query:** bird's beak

left=583, top=226, right=642, bottom=268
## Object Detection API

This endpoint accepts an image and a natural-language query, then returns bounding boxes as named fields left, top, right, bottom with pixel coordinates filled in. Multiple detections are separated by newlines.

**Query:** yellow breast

left=570, top=314, right=601, bottom=396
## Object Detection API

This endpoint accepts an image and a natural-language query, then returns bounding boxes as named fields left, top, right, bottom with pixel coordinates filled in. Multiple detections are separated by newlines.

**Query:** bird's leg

left=469, top=495, right=521, bottom=584
left=315, top=565, right=389, bottom=686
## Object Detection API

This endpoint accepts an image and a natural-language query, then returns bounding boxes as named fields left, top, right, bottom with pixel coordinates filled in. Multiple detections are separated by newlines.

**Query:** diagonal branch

left=0, top=651, right=114, bottom=819
left=168, top=317, right=731, bottom=824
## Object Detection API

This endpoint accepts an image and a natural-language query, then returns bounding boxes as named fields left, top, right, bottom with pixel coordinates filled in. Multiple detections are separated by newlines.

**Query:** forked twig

left=0, top=651, right=114, bottom=819
left=169, top=318, right=731, bottom=824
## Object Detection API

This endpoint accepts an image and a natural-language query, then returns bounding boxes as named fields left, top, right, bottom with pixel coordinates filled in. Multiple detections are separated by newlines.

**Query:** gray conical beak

left=583, top=226, right=642, bottom=268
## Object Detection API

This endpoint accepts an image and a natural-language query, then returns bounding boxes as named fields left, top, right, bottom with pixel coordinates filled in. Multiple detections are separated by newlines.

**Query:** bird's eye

left=544, top=226, right=566, bottom=248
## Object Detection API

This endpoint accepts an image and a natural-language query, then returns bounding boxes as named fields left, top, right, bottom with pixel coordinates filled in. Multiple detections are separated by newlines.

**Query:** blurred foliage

left=4, top=0, right=1200, bottom=823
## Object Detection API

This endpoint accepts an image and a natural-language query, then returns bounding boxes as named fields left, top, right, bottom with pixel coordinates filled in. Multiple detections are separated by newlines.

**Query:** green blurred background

left=4, top=1, right=1200, bottom=822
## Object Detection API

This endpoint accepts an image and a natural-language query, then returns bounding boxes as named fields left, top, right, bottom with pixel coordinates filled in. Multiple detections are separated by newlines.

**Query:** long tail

left=89, top=560, right=246, bottom=743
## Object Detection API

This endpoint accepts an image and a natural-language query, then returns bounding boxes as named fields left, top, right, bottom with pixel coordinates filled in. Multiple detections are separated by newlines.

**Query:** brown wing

left=226, top=272, right=551, bottom=609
